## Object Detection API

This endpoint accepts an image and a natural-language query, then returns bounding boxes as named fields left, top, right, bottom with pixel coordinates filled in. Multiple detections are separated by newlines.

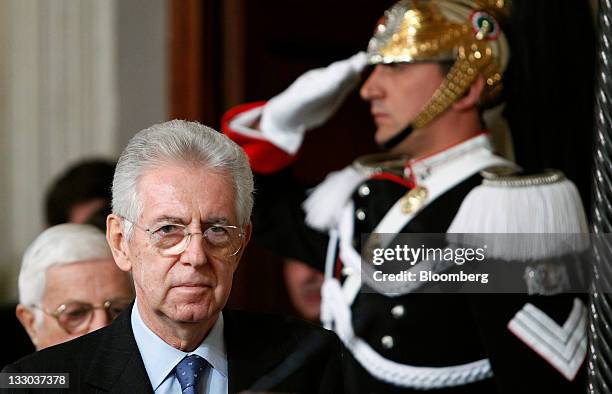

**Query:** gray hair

left=18, top=224, right=114, bottom=322
left=112, top=120, right=254, bottom=237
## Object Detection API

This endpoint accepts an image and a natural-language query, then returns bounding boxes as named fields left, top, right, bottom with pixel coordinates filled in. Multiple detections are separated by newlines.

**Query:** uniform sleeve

left=469, top=293, right=587, bottom=394
left=222, top=103, right=329, bottom=272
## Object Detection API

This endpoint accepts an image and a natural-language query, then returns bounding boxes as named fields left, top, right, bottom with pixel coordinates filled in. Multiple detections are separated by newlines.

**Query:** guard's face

left=23, top=259, right=133, bottom=350
left=122, top=164, right=248, bottom=327
left=360, top=63, right=446, bottom=146
left=283, top=259, right=324, bottom=322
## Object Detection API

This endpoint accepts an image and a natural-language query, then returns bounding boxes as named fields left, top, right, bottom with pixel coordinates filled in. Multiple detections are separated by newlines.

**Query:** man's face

left=124, top=164, right=246, bottom=327
left=283, top=259, right=323, bottom=322
left=360, top=63, right=446, bottom=145
left=34, top=259, right=133, bottom=350
left=69, top=198, right=108, bottom=224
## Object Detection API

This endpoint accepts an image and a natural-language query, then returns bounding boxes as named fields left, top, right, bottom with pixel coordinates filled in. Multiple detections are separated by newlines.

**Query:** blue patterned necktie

left=175, top=354, right=208, bottom=394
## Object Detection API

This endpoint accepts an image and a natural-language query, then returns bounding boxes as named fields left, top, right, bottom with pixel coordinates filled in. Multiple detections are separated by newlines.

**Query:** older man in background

left=15, top=223, right=134, bottom=350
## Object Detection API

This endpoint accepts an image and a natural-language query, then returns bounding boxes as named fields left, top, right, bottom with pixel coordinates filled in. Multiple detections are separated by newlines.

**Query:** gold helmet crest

left=367, top=0, right=509, bottom=129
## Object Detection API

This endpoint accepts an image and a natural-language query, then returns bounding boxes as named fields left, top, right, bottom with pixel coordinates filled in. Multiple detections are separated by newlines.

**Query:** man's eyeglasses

left=123, top=218, right=245, bottom=258
left=33, top=298, right=132, bottom=334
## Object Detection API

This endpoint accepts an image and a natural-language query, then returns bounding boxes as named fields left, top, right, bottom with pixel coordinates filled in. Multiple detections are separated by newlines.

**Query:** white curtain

left=0, top=0, right=118, bottom=300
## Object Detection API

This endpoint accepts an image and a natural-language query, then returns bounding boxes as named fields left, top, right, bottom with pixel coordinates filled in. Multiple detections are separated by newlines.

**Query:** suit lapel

left=84, top=304, right=153, bottom=393
left=224, top=310, right=293, bottom=394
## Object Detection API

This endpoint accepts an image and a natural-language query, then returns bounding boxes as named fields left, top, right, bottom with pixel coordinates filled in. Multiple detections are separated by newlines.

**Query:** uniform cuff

left=222, top=102, right=297, bottom=174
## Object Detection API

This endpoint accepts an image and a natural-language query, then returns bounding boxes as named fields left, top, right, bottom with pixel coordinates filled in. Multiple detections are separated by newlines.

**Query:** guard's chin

left=374, top=132, right=396, bottom=149
left=374, top=127, right=395, bottom=146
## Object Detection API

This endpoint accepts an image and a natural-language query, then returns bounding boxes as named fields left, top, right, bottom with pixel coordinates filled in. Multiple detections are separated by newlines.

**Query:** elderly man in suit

left=2, top=120, right=342, bottom=394
left=15, top=223, right=134, bottom=351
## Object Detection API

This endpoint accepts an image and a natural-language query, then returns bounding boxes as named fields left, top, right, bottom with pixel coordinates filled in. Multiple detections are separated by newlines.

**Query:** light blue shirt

left=131, top=299, right=228, bottom=394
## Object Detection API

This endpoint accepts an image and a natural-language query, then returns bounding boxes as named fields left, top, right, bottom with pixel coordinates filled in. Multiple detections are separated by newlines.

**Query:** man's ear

left=244, top=222, right=252, bottom=246
left=452, top=74, right=485, bottom=111
left=106, top=214, right=132, bottom=272
left=232, top=222, right=252, bottom=271
left=16, top=304, right=39, bottom=348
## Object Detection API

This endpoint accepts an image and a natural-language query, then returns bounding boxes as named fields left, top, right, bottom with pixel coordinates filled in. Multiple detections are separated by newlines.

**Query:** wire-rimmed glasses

left=33, top=298, right=132, bottom=334
left=123, top=218, right=245, bottom=258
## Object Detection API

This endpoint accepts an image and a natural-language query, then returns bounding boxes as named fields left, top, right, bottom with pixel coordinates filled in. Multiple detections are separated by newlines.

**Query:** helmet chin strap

left=381, top=124, right=414, bottom=150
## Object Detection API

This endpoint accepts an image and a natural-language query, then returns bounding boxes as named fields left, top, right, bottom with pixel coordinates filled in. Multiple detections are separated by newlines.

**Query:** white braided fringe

left=322, top=279, right=493, bottom=389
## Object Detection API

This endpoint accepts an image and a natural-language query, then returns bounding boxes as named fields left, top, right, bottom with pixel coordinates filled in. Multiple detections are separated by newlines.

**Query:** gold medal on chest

left=401, top=186, right=428, bottom=214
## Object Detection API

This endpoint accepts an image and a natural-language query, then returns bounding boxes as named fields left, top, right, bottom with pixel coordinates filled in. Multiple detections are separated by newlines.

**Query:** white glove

left=260, top=52, right=368, bottom=154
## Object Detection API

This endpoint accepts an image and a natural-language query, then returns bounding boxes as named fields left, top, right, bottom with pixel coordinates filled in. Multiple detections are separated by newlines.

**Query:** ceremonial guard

left=223, top=0, right=589, bottom=392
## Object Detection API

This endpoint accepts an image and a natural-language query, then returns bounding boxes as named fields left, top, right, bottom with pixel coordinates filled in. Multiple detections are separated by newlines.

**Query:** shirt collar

left=131, top=298, right=227, bottom=391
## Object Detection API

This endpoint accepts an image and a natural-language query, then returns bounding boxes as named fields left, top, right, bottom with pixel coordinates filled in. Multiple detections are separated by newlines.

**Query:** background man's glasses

left=33, top=298, right=132, bottom=334
left=123, top=218, right=244, bottom=258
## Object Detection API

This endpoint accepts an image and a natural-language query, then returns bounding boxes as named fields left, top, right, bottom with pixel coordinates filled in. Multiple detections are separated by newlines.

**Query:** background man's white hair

left=112, top=120, right=255, bottom=238
left=18, top=223, right=114, bottom=320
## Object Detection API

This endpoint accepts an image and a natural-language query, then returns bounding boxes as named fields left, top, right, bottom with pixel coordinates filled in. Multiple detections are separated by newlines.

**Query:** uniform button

left=391, top=305, right=405, bottom=319
left=358, top=184, right=371, bottom=197
left=356, top=209, right=366, bottom=221
left=381, top=335, right=394, bottom=349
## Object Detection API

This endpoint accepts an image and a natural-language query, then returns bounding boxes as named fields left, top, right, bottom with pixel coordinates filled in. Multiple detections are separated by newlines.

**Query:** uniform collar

left=406, top=132, right=492, bottom=184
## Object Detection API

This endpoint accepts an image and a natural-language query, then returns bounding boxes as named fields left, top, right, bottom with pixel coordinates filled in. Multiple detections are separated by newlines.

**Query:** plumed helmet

left=367, top=0, right=509, bottom=129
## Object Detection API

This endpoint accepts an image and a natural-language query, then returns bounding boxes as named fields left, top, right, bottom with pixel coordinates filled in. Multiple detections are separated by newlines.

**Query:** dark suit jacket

left=0, top=303, right=35, bottom=368
left=1, top=306, right=343, bottom=393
